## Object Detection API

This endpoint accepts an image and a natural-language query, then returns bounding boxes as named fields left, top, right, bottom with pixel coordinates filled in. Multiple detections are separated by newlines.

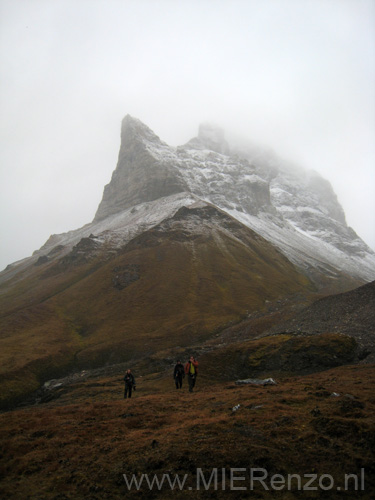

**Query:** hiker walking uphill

left=123, top=369, right=136, bottom=399
left=173, top=360, right=185, bottom=389
left=185, top=356, right=198, bottom=393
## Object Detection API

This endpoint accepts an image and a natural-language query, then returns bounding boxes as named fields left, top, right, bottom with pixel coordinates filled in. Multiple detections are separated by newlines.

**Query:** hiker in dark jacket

left=173, top=360, right=185, bottom=389
left=124, top=369, right=136, bottom=399
left=185, top=356, right=199, bottom=393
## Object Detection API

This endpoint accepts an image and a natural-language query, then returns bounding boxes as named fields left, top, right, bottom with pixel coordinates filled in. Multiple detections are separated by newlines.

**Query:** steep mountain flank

left=0, top=203, right=313, bottom=408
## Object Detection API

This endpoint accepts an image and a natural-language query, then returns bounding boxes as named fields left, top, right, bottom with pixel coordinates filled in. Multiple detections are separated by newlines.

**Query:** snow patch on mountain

left=0, top=193, right=201, bottom=284
left=41, top=193, right=200, bottom=254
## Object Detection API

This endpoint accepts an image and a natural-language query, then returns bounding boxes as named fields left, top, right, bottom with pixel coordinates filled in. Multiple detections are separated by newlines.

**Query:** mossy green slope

left=0, top=205, right=314, bottom=407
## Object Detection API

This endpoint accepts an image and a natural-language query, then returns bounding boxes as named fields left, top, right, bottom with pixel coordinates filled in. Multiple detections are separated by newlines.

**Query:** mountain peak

left=90, top=115, right=375, bottom=282
left=120, top=114, right=162, bottom=147
left=94, top=116, right=186, bottom=221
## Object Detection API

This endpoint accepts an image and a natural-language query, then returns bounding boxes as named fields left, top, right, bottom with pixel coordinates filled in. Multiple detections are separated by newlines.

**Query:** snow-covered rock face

left=93, top=115, right=375, bottom=282
left=175, top=137, right=375, bottom=281
left=3, top=115, right=374, bottom=285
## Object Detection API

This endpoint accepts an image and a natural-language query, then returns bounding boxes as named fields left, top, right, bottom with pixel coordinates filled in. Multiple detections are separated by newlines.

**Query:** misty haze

left=0, top=0, right=374, bottom=270
left=0, top=1, right=374, bottom=499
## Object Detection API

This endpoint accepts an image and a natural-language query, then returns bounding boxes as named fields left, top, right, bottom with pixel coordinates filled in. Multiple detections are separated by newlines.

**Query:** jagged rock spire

left=94, top=116, right=187, bottom=222
left=120, top=114, right=162, bottom=147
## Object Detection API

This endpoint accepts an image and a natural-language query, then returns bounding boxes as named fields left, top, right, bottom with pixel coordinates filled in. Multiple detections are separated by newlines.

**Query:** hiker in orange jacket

left=185, top=356, right=199, bottom=393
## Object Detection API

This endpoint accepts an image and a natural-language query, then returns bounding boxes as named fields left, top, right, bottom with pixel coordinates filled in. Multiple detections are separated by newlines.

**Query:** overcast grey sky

left=1, top=0, right=374, bottom=270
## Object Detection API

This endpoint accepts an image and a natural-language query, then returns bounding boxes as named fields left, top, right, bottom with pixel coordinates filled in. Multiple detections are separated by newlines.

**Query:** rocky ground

left=268, top=281, right=375, bottom=362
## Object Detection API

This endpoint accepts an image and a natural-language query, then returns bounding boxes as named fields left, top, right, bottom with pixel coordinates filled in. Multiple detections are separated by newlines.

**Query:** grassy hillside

left=0, top=207, right=315, bottom=408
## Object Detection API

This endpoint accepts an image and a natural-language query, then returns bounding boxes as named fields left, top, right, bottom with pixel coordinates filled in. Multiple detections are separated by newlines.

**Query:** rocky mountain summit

left=16, top=114, right=373, bottom=288
left=94, top=115, right=188, bottom=221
